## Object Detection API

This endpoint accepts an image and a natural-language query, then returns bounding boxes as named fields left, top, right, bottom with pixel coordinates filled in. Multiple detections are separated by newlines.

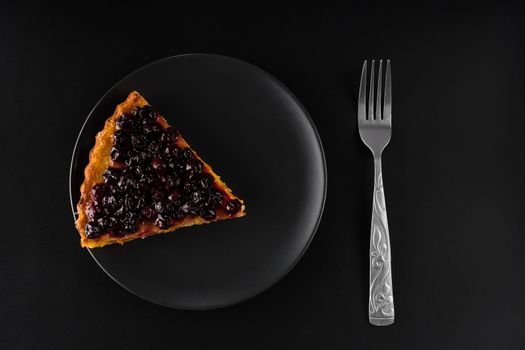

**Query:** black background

left=1, top=3, right=524, bottom=349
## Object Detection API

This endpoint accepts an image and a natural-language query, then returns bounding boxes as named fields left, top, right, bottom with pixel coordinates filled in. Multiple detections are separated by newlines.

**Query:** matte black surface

left=1, top=3, right=525, bottom=349
left=69, top=54, right=326, bottom=309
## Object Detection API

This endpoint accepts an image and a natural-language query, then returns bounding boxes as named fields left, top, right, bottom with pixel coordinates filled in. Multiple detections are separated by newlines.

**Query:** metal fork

left=358, top=59, right=395, bottom=326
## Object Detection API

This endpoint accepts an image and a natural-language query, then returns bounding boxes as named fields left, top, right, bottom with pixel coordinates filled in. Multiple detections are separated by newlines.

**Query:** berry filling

left=84, top=106, right=241, bottom=239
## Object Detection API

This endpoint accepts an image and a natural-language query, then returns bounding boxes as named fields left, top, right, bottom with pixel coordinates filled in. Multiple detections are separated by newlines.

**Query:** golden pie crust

left=75, top=91, right=245, bottom=248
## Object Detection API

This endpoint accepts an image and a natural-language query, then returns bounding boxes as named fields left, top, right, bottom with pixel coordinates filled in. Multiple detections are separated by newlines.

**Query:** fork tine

left=368, top=60, right=375, bottom=120
left=358, top=60, right=367, bottom=122
left=383, top=60, right=392, bottom=122
left=375, top=60, right=383, bottom=120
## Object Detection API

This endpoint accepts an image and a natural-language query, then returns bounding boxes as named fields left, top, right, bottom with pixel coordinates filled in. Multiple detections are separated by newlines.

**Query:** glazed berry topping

left=85, top=222, right=102, bottom=238
left=90, top=184, right=108, bottom=203
left=200, top=206, right=216, bottom=221
left=154, top=214, right=171, bottom=229
left=84, top=105, right=236, bottom=239
left=141, top=206, right=156, bottom=220
left=151, top=157, right=166, bottom=171
left=116, top=113, right=135, bottom=130
left=110, top=147, right=126, bottom=163
left=85, top=201, right=98, bottom=221
left=103, top=168, right=121, bottom=184
left=224, top=199, right=242, bottom=216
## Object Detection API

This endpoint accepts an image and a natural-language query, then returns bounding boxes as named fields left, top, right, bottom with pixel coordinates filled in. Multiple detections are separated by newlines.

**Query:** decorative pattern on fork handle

left=369, top=159, right=394, bottom=323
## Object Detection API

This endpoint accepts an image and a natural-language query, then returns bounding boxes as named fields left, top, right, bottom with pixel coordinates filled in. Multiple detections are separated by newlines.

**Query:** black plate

left=69, top=54, right=327, bottom=309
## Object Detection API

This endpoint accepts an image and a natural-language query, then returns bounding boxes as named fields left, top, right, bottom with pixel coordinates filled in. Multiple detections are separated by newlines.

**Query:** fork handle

left=369, top=156, right=395, bottom=326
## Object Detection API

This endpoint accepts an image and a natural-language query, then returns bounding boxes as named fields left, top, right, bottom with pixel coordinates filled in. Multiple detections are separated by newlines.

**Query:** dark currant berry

left=182, top=181, right=197, bottom=194
left=154, top=214, right=171, bottom=229
left=132, top=165, right=145, bottom=177
left=91, top=184, right=108, bottom=202
left=86, top=202, right=99, bottom=221
left=138, top=173, right=155, bottom=186
left=123, top=218, right=138, bottom=233
left=157, top=174, right=171, bottom=187
left=150, top=187, right=164, bottom=202
left=131, top=134, right=146, bottom=148
left=113, top=129, right=131, bottom=149
left=85, top=222, right=102, bottom=238
left=172, top=210, right=184, bottom=221
left=144, top=122, right=162, bottom=135
left=165, top=127, right=180, bottom=142
left=117, top=176, right=137, bottom=191
left=160, top=131, right=170, bottom=143
left=131, top=106, right=140, bottom=117
left=124, top=193, right=139, bottom=211
left=185, top=159, right=203, bottom=179
left=139, top=105, right=156, bottom=122
left=125, top=156, right=137, bottom=168
left=117, top=211, right=132, bottom=224
left=154, top=201, right=174, bottom=214
left=154, top=201, right=164, bottom=214
left=180, top=203, right=190, bottom=216
left=97, top=216, right=117, bottom=231
left=182, top=148, right=193, bottom=160
left=210, top=189, right=225, bottom=207
left=168, top=160, right=184, bottom=174
left=163, top=176, right=179, bottom=191
left=187, top=203, right=199, bottom=216
left=152, top=157, right=166, bottom=171
left=167, top=191, right=179, bottom=203
left=198, top=174, right=214, bottom=190
left=139, top=150, right=150, bottom=163
left=148, top=141, right=160, bottom=155
left=113, top=206, right=125, bottom=219
left=200, top=206, right=216, bottom=221
left=190, top=191, right=203, bottom=205
left=102, top=195, right=119, bottom=210
left=109, top=225, right=127, bottom=237
left=129, top=176, right=140, bottom=189
left=165, top=201, right=175, bottom=214
left=224, top=199, right=242, bottom=215
left=162, top=143, right=177, bottom=157
left=116, top=113, right=135, bottom=130
left=142, top=206, right=156, bottom=220
left=110, top=147, right=127, bottom=163
left=103, top=168, right=122, bottom=184
left=125, top=151, right=147, bottom=167
left=124, top=156, right=134, bottom=167
left=108, top=184, right=120, bottom=195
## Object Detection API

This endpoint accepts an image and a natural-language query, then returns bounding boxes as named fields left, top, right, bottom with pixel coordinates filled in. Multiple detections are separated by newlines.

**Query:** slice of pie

left=75, top=91, right=245, bottom=248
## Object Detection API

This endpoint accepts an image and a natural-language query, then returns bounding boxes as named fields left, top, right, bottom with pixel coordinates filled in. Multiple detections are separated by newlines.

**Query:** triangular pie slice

left=76, top=91, right=246, bottom=248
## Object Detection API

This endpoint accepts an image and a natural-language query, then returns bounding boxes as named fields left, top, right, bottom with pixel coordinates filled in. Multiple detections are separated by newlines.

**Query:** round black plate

left=69, top=54, right=327, bottom=309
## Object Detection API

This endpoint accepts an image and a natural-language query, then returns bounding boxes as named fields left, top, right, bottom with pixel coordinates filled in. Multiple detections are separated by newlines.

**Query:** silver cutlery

left=358, top=59, right=395, bottom=326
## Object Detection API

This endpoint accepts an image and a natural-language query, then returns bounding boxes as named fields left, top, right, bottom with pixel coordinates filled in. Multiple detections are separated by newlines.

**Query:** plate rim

left=68, top=53, right=328, bottom=310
